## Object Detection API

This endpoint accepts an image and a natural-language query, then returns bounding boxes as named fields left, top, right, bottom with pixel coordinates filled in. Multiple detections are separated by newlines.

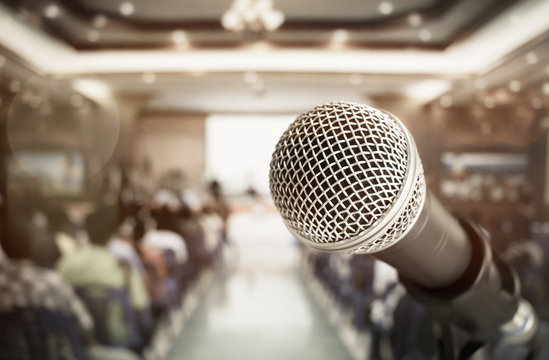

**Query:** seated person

left=57, top=208, right=151, bottom=351
left=0, top=221, right=138, bottom=360
left=0, top=221, right=93, bottom=357
left=108, top=217, right=147, bottom=283
left=141, top=215, right=188, bottom=308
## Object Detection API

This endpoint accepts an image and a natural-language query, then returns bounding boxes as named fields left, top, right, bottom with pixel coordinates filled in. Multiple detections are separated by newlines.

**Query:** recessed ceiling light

left=171, top=30, right=188, bottom=44
left=93, top=15, right=107, bottom=28
left=332, top=29, right=349, bottom=44
left=418, top=29, right=432, bottom=42
left=119, top=2, right=135, bottom=16
left=508, top=80, right=521, bottom=92
left=44, top=4, right=60, bottom=19
left=87, top=30, right=101, bottom=42
left=526, top=52, right=538, bottom=64
left=378, top=2, right=394, bottom=15
left=408, top=13, right=422, bottom=27
left=542, top=82, right=549, bottom=95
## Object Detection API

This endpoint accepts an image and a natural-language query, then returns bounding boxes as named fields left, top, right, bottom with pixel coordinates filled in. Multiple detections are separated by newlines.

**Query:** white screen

left=205, top=114, right=294, bottom=195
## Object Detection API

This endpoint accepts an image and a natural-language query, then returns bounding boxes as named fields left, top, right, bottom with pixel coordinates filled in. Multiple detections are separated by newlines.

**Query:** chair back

left=76, top=285, right=142, bottom=350
left=0, top=307, right=87, bottom=360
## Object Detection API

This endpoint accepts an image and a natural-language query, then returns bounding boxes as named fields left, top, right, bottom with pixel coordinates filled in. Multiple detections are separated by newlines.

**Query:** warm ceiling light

left=378, top=2, right=394, bottom=15
left=418, top=29, right=432, bottom=42
left=93, top=15, right=107, bottom=28
left=542, top=82, right=549, bottom=95
left=87, top=30, right=100, bottom=42
left=408, top=12, right=423, bottom=27
left=171, top=30, right=188, bottom=45
left=119, top=2, right=135, bottom=16
left=508, top=80, right=521, bottom=92
left=332, top=29, right=349, bottom=44
left=44, top=4, right=60, bottom=19
left=221, top=0, right=285, bottom=39
left=526, top=51, right=538, bottom=64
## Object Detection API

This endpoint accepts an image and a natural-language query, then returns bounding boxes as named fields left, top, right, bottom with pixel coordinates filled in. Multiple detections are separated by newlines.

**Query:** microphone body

left=269, top=101, right=536, bottom=344
left=374, top=190, right=471, bottom=289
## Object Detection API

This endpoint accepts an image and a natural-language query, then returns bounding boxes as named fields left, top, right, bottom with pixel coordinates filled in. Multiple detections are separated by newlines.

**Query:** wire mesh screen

left=269, top=102, right=412, bottom=249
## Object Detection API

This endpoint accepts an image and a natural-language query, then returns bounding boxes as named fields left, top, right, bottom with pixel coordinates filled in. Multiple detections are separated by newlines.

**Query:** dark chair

left=75, top=285, right=142, bottom=352
left=390, top=294, right=438, bottom=360
left=0, top=306, right=88, bottom=360
left=349, top=255, right=375, bottom=331
left=161, top=248, right=182, bottom=307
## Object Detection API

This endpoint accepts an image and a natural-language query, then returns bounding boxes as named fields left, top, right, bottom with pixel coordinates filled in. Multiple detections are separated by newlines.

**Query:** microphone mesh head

left=269, top=102, right=425, bottom=253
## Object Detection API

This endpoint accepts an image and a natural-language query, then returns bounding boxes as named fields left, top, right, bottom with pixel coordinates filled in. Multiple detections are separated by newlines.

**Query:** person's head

left=48, top=208, right=72, bottom=235
left=2, top=220, right=34, bottom=260
left=132, top=218, right=146, bottom=242
left=85, top=207, right=119, bottom=246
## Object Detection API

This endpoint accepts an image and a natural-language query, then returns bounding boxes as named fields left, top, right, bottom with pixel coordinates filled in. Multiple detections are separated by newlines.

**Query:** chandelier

left=221, top=0, right=285, bottom=41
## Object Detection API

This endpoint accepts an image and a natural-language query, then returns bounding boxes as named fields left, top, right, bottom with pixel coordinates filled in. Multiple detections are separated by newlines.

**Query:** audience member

left=49, top=207, right=80, bottom=257
left=0, top=221, right=139, bottom=360
left=1, top=221, right=93, bottom=342
left=207, top=180, right=231, bottom=242
left=57, top=208, right=150, bottom=351
left=108, top=216, right=147, bottom=282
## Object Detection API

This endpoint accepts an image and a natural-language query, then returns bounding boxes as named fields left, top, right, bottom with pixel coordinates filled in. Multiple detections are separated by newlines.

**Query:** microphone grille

left=269, top=102, right=425, bottom=253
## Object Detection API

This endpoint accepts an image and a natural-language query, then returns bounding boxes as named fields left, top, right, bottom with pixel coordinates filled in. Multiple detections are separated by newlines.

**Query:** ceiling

left=2, top=0, right=518, bottom=50
left=0, top=0, right=549, bottom=114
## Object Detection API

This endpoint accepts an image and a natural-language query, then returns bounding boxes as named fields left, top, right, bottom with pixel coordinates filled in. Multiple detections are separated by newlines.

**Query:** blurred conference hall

left=2, top=0, right=549, bottom=359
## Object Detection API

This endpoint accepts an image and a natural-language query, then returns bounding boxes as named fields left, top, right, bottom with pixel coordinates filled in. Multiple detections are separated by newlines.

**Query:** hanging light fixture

left=221, top=0, right=285, bottom=41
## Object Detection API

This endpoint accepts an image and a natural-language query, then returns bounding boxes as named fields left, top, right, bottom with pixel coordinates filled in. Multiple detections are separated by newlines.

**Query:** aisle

left=165, top=204, right=354, bottom=360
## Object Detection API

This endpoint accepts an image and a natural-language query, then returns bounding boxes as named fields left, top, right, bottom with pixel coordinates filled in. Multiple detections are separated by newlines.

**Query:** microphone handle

left=375, top=191, right=472, bottom=289
left=400, top=218, right=537, bottom=344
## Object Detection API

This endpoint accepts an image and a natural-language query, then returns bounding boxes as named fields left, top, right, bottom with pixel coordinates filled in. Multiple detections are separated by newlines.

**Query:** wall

left=127, top=111, right=206, bottom=194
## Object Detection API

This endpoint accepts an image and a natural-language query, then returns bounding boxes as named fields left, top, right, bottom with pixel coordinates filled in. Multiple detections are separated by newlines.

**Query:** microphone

left=269, top=101, right=536, bottom=345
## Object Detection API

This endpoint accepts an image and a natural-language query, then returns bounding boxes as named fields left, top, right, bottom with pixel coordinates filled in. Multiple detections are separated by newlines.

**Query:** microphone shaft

left=376, top=191, right=472, bottom=289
